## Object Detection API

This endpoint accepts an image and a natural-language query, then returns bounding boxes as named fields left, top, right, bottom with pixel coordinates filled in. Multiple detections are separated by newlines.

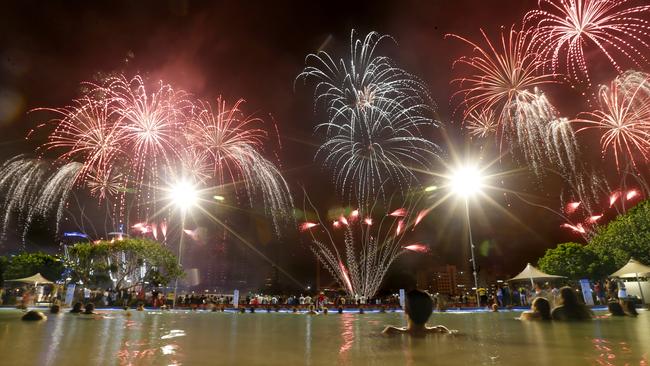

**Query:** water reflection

left=338, top=313, right=355, bottom=359
left=0, top=309, right=649, bottom=365
left=161, top=329, right=186, bottom=339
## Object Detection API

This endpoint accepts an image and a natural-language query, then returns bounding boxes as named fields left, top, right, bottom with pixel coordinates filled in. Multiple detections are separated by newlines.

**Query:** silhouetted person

left=622, top=299, right=638, bottom=317
left=551, top=287, right=592, bottom=321
left=607, top=301, right=625, bottom=317
left=70, top=302, right=83, bottom=314
left=50, top=304, right=60, bottom=314
left=519, top=297, right=551, bottom=321
left=84, top=303, right=95, bottom=314
left=22, top=310, right=46, bottom=321
left=383, top=289, right=456, bottom=335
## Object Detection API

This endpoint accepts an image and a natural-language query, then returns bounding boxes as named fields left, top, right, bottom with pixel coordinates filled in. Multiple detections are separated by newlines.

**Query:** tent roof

left=610, top=258, right=650, bottom=278
left=508, top=263, right=565, bottom=282
left=4, top=273, right=53, bottom=284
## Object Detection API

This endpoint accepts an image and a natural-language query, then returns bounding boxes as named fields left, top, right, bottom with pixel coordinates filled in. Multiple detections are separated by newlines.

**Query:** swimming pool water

left=0, top=308, right=647, bottom=365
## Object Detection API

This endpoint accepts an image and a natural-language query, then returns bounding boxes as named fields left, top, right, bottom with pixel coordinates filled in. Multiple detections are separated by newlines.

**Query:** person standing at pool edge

left=382, top=290, right=456, bottom=336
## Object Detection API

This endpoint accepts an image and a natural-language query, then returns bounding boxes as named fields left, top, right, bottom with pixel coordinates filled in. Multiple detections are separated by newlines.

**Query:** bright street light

left=449, top=165, right=484, bottom=197
left=448, top=163, right=485, bottom=308
left=169, top=180, right=198, bottom=211
left=167, top=179, right=198, bottom=309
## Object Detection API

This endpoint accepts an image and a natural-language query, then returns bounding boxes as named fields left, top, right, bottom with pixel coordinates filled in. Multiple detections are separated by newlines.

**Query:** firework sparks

left=300, top=222, right=319, bottom=231
left=298, top=30, right=433, bottom=127
left=0, top=157, right=81, bottom=243
left=566, top=201, right=581, bottom=213
left=404, top=243, right=429, bottom=253
left=575, top=71, right=650, bottom=170
left=626, top=189, right=639, bottom=200
left=303, top=195, right=426, bottom=299
left=466, top=109, right=498, bottom=138
left=449, top=27, right=578, bottom=176
left=188, top=97, right=293, bottom=231
left=7, top=73, right=295, bottom=241
left=448, top=26, right=556, bottom=131
left=525, top=0, right=650, bottom=86
left=561, top=222, right=586, bottom=234
left=300, top=30, right=439, bottom=207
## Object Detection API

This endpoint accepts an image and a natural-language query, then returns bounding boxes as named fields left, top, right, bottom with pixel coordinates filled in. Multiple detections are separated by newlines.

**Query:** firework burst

left=34, top=96, right=123, bottom=185
left=298, top=30, right=433, bottom=127
left=575, top=70, right=650, bottom=169
left=450, top=27, right=578, bottom=176
left=316, top=98, right=438, bottom=206
left=299, top=30, right=439, bottom=206
left=0, top=156, right=81, bottom=243
left=525, top=0, right=650, bottom=86
left=188, top=97, right=293, bottom=231
left=6, top=73, right=294, bottom=241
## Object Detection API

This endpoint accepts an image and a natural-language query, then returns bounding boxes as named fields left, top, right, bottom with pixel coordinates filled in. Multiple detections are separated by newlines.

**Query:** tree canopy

left=589, top=199, right=650, bottom=272
left=539, top=200, right=650, bottom=279
left=66, top=238, right=183, bottom=291
left=1, top=252, right=64, bottom=283
left=537, top=242, right=599, bottom=279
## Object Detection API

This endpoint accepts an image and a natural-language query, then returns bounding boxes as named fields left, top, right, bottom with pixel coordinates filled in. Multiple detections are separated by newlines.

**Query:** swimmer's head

left=405, top=290, right=433, bottom=325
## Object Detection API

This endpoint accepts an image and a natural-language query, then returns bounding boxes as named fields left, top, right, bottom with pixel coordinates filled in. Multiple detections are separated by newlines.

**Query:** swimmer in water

left=382, top=289, right=457, bottom=336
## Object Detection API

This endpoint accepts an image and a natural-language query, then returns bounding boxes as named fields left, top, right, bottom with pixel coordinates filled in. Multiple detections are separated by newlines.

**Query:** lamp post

left=449, top=165, right=484, bottom=308
left=168, top=180, right=198, bottom=309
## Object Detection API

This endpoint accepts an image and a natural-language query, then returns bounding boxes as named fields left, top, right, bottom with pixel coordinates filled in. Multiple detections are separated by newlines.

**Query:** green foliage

left=3, top=252, right=64, bottom=282
left=538, top=242, right=599, bottom=279
left=539, top=200, right=650, bottom=279
left=0, top=256, right=8, bottom=286
left=66, top=238, right=183, bottom=290
left=589, top=200, right=650, bottom=273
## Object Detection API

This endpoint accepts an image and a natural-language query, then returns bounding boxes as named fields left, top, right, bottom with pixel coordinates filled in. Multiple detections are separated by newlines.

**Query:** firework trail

left=4, top=73, right=293, bottom=242
left=0, top=156, right=81, bottom=243
left=449, top=27, right=578, bottom=176
left=301, top=193, right=429, bottom=299
left=298, top=30, right=433, bottom=128
left=316, top=97, right=438, bottom=206
left=299, top=30, right=439, bottom=206
left=525, top=0, right=650, bottom=86
left=103, top=74, right=189, bottom=218
left=34, top=96, right=123, bottom=184
left=188, top=97, right=294, bottom=232
left=466, top=109, right=498, bottom=138
left=575, top=70, right=650, bottom=169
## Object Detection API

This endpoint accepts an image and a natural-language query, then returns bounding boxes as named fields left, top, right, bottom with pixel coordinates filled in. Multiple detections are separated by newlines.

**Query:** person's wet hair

left=22, top=310, right=46, bottom=321
left=70, top=302, right=83, bottom=313
left=558, top=287, right=579, bottom=307
left=405, top=290, right=433, bottom=325
left=84, top=303, right=95, bottom=314
left=50, top=304, right=60, bottom=314
left=531, top=297, right=551, bottom=320
left=554, top=286, right=592, bottom=320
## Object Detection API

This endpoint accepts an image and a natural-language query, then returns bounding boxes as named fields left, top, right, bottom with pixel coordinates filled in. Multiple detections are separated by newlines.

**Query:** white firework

left=299, top=30, right=439, bottom=206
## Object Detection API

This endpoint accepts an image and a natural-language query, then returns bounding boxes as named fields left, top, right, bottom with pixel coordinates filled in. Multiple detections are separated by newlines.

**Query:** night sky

left=0, top=0, right=640, bottom=289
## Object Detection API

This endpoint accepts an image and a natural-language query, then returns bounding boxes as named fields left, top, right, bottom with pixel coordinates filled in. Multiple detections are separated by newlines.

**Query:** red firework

left=525, top=0, right=650, bottom=86
left=448, top=26, right=556, bottom=135
left=574, top=71, right=650, bottom=169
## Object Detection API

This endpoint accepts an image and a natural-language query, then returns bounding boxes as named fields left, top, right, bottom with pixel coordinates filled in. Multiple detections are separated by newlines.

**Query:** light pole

left=449, top=165, right=484, bottom=307
left=168, top=180, right=198, bottom=309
